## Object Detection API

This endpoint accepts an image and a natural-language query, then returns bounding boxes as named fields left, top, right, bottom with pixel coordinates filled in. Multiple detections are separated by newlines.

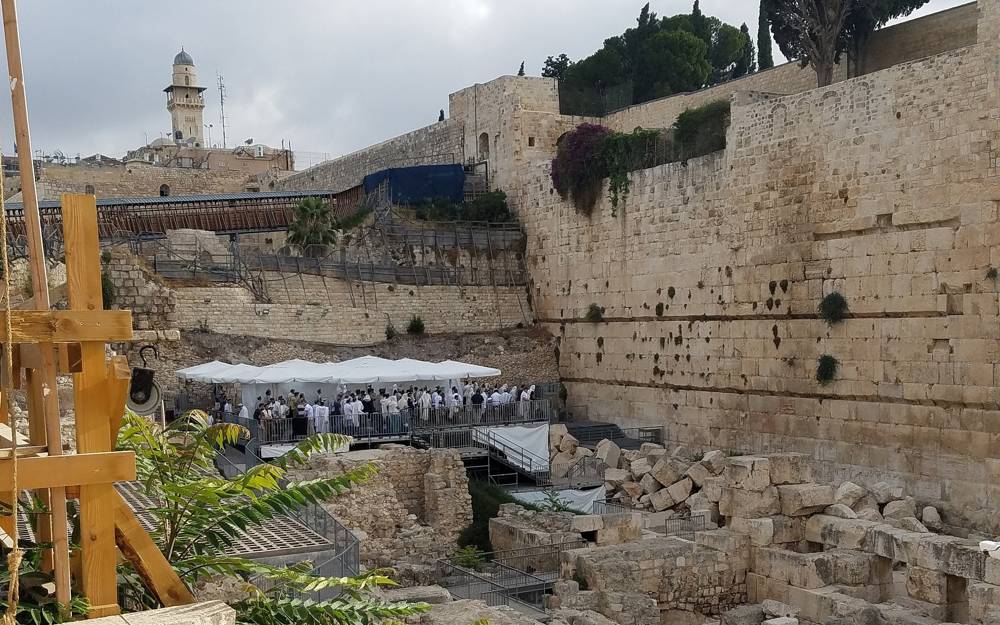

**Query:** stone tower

left=164, top=48, right=207, bottom=146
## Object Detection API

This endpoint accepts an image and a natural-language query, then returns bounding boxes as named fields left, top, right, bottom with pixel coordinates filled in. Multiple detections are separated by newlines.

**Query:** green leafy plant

left=116, top=411, right=428, bottom=625
left=288, top=197, right=338, bottom=254
left=816, top=354, right=839, bottom=385
left=987, top=267, right=998, bottom=280
left=101, top=271, right=116, bottom=308
left=416, top=191, right=513, bottom=223
left=538, top=490, right=574, bottom=513
left=450, top=546, right=487, bottom=569
left=459, top=481, right=541, bottom=552
left=818, top=292, right=849, bottom=325
left=673, top=100, right=730, bottom=161
left=585, top=304, right=604, bottom=322
left=337, top=204, right=372, bottom=232
left=603, top=128, right=662, bottom=213
left=385, top=322, right=398, bottom=341
left=406, top=315, right=425, bottom=335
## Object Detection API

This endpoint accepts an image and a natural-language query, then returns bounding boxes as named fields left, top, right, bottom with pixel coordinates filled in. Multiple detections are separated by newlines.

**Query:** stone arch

left=159, top=184, right=170, bottom=197
left=478, top=132, right=490, bottom=158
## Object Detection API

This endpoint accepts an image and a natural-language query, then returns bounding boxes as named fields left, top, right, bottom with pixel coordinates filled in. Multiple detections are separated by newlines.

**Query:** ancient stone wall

left=104, top=248, right=177, bottom=331
left=276, top=119, right=465, bottom=194
left=29, top=161, right=252, bottom=199
left=518, top=22, right=1000, bottom=531
left=172, top=273, right=530, bottom=346
left=289, top=446, right=472, bottom=566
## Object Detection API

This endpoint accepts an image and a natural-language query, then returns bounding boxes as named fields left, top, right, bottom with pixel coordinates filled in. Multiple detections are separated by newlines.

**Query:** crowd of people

left=216, top=382, right=543, bottom=437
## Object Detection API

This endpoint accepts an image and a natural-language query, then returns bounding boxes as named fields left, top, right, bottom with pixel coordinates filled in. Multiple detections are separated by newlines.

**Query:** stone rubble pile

left=548, top=424, right=596, bottom=479
left=594, top=437, right=728, bottom=523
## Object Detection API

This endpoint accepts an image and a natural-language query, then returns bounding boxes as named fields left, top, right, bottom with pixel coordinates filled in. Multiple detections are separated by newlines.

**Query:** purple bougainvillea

left=550, top=123, right=612, bottom=215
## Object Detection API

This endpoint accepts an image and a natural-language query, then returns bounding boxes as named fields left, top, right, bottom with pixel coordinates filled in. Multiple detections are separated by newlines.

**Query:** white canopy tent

left=176, top=356, right=501, bottom=409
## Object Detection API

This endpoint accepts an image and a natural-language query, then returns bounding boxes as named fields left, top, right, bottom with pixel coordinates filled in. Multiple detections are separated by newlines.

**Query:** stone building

left=165, top=48, right=207, bottom=147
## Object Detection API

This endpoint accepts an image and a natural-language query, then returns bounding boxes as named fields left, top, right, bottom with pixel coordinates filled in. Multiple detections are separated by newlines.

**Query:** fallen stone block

left=571, top=515, right=604, bottom=533
left=725, top=456, right=772, bottom=491
left=549, top=423, right=568, bottom=448
left=856, top=508, right=883, bottom=522
left=649, top=456, right=688, bottom=487
left=762, top=599, right=799, bottom=619
left=621, top=481, right=643, bottom=500
left=824, top=504, right=858, bottom=519
left=899, top=517, right=928, bottom=533
left=805, top=515, right=876, bottom=550
left=595, top=439, right=621, bottom=470
left=720, top=486, right=780, bottom=518
left=639, top=472, right=661, bottom=494
left=703, top=476, right=724, bottom=502
left=922, top=505, right=943, bottom=532
left=604, top=468, right=630, bottom=485
left=777, top=484, right=834, bottom=516
left=762, top=618, right=798, bottom=625
left=720, top=604, right=764, bottom=625
left=767, top=453, right=812, bottom=485
left=630, top=457, right=652, bottom=479
left=558, top=433, right=580, bottom=453
left=666, top=477, right=693, bottom=504
left=906, top=566, right=948, bottom=604
left=696, top=528, right=750, bottom=562
left=685, top=461, right=711, bottom=487
left=701, top=449, right=727, bottom=474
left=871, top=481, right=904, bottom=504
left=834, top=481, right=867, bottom=508
left=882, top=498, right=916, bottom=520
left=648, top=487, right=674, bottom=512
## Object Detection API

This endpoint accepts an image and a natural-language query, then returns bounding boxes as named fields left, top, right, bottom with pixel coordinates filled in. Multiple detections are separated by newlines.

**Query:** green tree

left=288, top=197, right=337, bottom=253
left=517, top=61, right=525, bottom=76
left=116, top=411, right=428, bottom=625
left=634, top=30, right=710, bottom=101
left=541, top=54, right=572, bottom=79
left=733, top=23, right=756, bottom=77
left=438, top=109, right=445, bottom=122
left=691, top=0, right=711, bottom=47
left=757, top=0, right=775, bottom=70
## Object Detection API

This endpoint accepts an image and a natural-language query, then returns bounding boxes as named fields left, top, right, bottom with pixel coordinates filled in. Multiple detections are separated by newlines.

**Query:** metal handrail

left=482, top=429, right=550, bottom=481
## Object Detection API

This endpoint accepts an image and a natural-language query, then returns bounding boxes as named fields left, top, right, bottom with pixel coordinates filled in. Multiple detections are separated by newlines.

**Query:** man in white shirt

left=313, top=401, right=328, bottom=434
left=237, top=403, right=249, bottom=420
left=419, top=389, right=431, bottom=421
left=489, top=388, right=502, bottom=406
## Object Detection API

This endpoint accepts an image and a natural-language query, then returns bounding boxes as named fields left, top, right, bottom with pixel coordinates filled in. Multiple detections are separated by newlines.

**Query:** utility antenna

left=217, top=73, right=228, bottom=149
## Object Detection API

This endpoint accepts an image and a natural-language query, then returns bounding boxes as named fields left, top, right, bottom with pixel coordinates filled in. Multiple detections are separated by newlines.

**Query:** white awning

left=176, top=356, right=501, bottom=386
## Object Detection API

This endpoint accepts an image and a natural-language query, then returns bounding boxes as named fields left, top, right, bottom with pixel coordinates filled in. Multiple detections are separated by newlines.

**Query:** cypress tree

left=517, top=61, right=525, bottom=76
left=757, top=0, right=774, bottom=70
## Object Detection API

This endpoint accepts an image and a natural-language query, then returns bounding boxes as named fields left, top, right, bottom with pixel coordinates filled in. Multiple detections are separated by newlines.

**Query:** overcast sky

left=2, top=0, right=971, bottom=168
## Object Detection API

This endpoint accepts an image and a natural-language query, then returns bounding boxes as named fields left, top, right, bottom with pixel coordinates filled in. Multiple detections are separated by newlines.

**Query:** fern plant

left=116, top=411, right=428, bottom=625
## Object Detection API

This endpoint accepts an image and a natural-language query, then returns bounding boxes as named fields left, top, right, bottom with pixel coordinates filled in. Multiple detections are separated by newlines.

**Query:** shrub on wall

left=585, top=304, right=604, bottom=322
left=406, top=315, right=425, bottom=335
left=673, top=100, right=731, bottom=161
left=415, top=191, right=513, bottom=223
left=818, top=292, right=849, bottom=325
left=815, top=354, right=839, bottom=385
left=101, top=271, right=116, bottom=308
left=551, top=123, right=612, bottom=215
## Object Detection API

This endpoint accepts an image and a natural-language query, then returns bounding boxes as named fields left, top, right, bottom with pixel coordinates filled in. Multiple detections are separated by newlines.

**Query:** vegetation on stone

left=815, top=354, right=839, bottom=385
left=818, top=292, right=849, bottom=325
left=407, top=315, right=425, bottom=335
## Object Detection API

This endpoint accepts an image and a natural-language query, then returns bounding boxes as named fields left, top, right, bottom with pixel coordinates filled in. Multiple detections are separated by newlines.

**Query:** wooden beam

left=0, top=310, right=133, bottom=344
left=17, top=343, right=83, bottom=374
left=106, top=356, right=129, bottom=449
left=0, top=0, right=71, bottom=605
left=114, top=494, right=196, bottom=607
left=64, top=193, right=120, bottom=617
left=0, top=452, right=135, bottom=490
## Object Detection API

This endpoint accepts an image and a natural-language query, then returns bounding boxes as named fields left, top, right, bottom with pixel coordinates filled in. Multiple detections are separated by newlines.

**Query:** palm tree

left=115, top=411, right=427, bottom=625
left=288, top=197, right=338, bottom=256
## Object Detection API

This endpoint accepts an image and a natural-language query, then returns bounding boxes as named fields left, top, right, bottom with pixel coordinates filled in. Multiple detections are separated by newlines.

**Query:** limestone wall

left=31, top=161, right=252, bottom=199
left=104, top=248, right=177, bottom=331
left=518, top=33, right=1000, bottom=531
left=276, top=119, right=465, bottom=194
left=173, top=273, right=531, bottom=346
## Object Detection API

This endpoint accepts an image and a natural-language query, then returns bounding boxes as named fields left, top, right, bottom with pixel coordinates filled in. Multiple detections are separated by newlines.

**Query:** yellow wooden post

left=63, top=194, right=119, bottom=618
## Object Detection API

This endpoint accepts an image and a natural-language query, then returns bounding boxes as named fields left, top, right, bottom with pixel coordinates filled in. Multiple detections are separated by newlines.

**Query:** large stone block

left=648, top=487, right=674, bottom=512
left=720, top=604, right=764, bottom=625
left=777, top=484, right=834, bottom=517
left=685, top=461, right=711, bottom=487
left=595, top=439, right=621, bottom=470
left=604, top=468, right=630, bottom=485
left=913, top=535, right=987, bottom=580
left=703, top=476, right=725, bottom=503
left=639, top=472, right=661, bottom=494
left=630, top=457, right=652, bottom=478
left=649, top=456, right=688, bottom=487
left=834, top=482, right=867, bottom=508
left=702, top=450, right=727, bottom=475
left=666, top=477, right=693, bottom=504
left=883, top=498, right=916, bottom=520
left=865, top=524, right=924, bottom=563
left=906, top=566, right=948, bottom=604
left=971, top=581, right=1000, bottom=622
left=725, top=456, right=772, bottom=492
left=767, top=453, right=812, bottom=485
left=804, top=515, right=876, bottom=551
left=720, top=486, right=780, bottom=519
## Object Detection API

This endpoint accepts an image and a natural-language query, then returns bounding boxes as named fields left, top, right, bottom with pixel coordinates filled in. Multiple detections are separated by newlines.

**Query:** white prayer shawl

left=238, top=405, right=249, bottom=420
left=489, top=391, right=502, bottom=406
left=380, top=396, right=390, bottom=416
left=387, top=396, right=399, bottom=416
left=431, top=392, right=443, bottom=409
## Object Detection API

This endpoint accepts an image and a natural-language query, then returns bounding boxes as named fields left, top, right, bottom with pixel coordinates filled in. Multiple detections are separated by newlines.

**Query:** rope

left=0, top=151, right=23, bottom=624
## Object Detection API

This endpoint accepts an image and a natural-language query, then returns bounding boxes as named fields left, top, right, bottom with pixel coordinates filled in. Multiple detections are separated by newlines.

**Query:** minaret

left=164, top=48, right=207, bottom=146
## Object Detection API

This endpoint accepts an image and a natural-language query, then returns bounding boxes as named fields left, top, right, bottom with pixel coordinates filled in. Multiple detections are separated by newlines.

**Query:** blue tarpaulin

left=363, top=164, right=465, bottom=205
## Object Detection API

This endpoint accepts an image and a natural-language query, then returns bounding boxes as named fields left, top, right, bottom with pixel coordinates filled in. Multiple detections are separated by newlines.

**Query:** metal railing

left=437, top=561, right=546, bottom=616
left=480, top=428, right=550, bottom=483
left=561, top=455, right=607, bottom=488
left=590, top=499, right=706, bottom=539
